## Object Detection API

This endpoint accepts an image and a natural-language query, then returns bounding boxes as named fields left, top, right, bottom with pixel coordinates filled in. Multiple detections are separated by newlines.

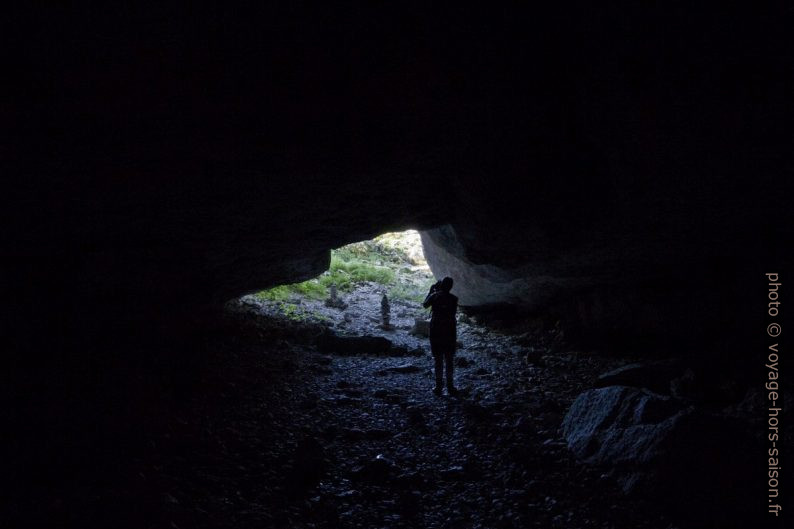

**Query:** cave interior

left=4, top=3, right=792, bottom=528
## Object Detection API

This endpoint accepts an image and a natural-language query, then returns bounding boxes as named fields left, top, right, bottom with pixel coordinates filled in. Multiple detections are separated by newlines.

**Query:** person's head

left=440, top=276, right=453, bottom=292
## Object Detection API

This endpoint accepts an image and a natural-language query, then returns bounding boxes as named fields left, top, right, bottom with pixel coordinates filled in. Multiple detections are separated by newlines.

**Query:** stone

left=378, top=364, right=422, bottom=375
left=325, top=284, right=348, bottom=310
left=562, top=386, right=681, bottom=465
left=351, top=454, right=397, bottom=483
left=562, top=386, right=759, bottom=519
left=394, top=471, right=426, bottom=490
left=380, top=293, right=391, bottom=328
left=406, top=406, right=425, bottom=425
left=524, top=349, right=545, bottom=365
left=336, top=489, right=360, bottom=499
left=513, top=416, right=533, bottom=434
left=454, top=356, right=473, bottom=368
left=341, top=428, right=366, bottom=441
left=364, top=428, right=393, bottom=441
left=387, top=345, right=423, bottom=357
left=409, top=318, right=430, bottom=337
left=321, top=395, right=362, bottom=406
left=439, top=465, right=465, bottom=480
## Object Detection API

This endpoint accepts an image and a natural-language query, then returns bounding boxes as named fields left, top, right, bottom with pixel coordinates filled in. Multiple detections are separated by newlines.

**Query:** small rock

left=439, top=465, right=465, bottom=480
left=409, top=318, right=430, bottom=337
left=351, top=454, right=397, bottom=483
left=455, top=356, right=473, bottom=368
left=336, top=489, right=360, bottom=499
left=394, top=471, right=426, bottom=489
left=513, top=416, right=533, bottom=433
left=365, top=428, right=393, bottom=440
left=378, top=363, right=422, bottom=375
left=406, top=406, right=425, bottom=425
left=525, top=348, right=545, bottom=365
left=322, top=396, right=362, bottom=406
left=341, top=428, right=366, bottom=440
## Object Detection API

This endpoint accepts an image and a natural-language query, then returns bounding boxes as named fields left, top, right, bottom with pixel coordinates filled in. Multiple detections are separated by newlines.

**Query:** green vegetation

left=387, top=283, right=428, bottom=303
left=253, top=280, right=327, bottom=302
left=253, top=230, right=434, bottom=306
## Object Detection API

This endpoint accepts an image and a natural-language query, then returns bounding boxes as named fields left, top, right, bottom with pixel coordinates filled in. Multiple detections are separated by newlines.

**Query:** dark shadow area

left=0, top=307, right=676, bottom=528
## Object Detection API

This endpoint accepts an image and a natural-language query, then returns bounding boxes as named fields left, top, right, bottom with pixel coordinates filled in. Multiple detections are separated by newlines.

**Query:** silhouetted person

left=422, top=276, right=458, bottom=395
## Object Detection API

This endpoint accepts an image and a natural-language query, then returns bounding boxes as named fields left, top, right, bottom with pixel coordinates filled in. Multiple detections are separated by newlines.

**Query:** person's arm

left=422, top=291, right=436, bottom=308
left=422, top=282, right=439, bottom=308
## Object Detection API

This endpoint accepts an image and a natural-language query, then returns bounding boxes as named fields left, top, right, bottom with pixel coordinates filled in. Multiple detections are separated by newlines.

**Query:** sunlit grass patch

left=253, top=229, right=431, bottom=304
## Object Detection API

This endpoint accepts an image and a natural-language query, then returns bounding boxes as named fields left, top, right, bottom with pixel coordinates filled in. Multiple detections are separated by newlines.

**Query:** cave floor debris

left=22, top=291, right=675, bottom=529
left=121, top=293, right=672, bottom=529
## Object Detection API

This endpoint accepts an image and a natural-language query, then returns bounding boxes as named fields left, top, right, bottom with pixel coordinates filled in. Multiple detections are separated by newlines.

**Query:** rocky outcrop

left=562, top=386, right=759, bottom=520
left=562, top=386, right=686, bottom=476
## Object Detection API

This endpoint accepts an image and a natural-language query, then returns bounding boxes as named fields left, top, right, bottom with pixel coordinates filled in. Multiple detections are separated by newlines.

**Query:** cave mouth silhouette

left=244, top=229, right=436, bottom=328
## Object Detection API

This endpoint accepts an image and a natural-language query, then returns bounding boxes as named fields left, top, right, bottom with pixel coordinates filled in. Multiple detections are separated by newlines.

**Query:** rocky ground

left=122, top=287, right=675, bottom=529
left=8, top=283, right=689, bottom=529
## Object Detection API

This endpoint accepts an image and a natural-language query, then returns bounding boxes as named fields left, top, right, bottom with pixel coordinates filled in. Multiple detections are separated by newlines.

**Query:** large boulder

left=562, top=386, right=684, bottom=473
left=562, top=386, right=759, bottom=522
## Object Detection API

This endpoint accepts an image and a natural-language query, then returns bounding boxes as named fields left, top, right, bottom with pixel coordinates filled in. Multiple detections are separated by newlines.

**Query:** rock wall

left=5, top=4, right=792, bottom=356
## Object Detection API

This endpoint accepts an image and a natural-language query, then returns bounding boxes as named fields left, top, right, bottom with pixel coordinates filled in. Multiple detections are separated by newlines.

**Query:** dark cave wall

left=5, top=3, right=792, bottom=355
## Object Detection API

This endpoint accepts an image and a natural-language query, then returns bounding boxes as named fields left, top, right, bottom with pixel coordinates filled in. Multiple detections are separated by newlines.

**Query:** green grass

left=254, top=248, right=395, bottom=300
left=252, top=285, right=292, bottom=302
left=291, top=280, right=327, bottom=299
left=387, top=283, right=426, bottom=303
left=254, top=230, right=432, bottom=305
left=329, top=254, right=394, bottom=284
left=253, top=280, right=327, bottom=302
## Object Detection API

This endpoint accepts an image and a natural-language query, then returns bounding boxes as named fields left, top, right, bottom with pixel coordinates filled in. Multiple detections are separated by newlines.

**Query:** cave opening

left=241, top=229, right=436, bottom=331
left=200, top=228, right=693, bottom=528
